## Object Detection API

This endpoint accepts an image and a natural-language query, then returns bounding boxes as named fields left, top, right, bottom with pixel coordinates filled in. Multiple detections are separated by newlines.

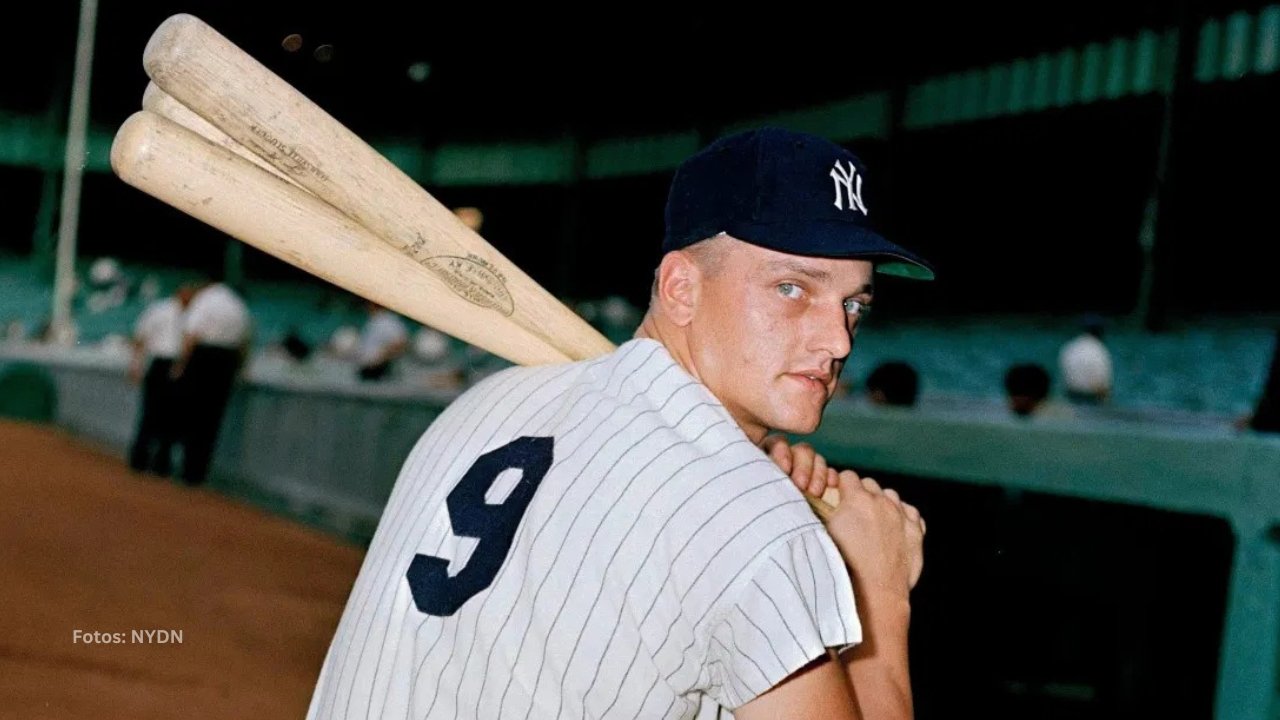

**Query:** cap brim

left=727, top=221, right=935, bottom=281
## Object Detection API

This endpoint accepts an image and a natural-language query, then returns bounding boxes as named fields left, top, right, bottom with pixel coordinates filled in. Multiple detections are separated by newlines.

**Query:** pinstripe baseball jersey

left=306, top=337, right=862, bottom=719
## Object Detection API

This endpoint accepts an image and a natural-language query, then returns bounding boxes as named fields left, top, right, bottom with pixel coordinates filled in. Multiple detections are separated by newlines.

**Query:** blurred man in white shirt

left=355, top=301, right=409, bottom=381
left=1059, top=316, right=1113, bottom=405
left=172, top=278, right=252, bottom=485
left=127, top=285, right=194, bottom=476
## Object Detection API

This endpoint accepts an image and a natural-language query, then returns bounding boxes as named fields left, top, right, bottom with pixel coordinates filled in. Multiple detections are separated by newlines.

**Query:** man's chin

left=760, top=392, right=829, bottom=435
left=768, top=413, right=823, bottom=436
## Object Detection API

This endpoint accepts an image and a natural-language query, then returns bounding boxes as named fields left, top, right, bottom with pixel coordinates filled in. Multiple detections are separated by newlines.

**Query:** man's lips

left=787, top=371, right=832, bottom=393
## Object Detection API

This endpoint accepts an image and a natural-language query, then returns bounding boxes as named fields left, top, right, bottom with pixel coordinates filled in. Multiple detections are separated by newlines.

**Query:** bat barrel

left=111, top=110, right=575, bottom=367
left=141, top=13, right=615, bottom=362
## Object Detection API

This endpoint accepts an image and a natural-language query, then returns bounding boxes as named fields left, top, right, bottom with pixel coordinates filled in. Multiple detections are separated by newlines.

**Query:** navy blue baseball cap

left=662, top=127, right=935, bottom=281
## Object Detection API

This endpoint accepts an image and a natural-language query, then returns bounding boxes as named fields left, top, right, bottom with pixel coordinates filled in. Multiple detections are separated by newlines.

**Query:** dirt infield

left=0, top=421, right=366, bottom=719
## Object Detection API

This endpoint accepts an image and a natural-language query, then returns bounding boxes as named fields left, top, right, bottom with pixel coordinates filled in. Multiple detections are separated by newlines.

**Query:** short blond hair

left=650, top=234, right=731, bottom=298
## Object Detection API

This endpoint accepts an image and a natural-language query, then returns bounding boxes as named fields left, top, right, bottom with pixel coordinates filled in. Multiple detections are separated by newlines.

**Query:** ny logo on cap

left=830, top=160, right=868, bottom=214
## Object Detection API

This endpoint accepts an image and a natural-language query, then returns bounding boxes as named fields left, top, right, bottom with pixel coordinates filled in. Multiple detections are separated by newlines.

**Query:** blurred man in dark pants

left=355, top=300, right=409, bottom=381
left=127, top=285, right=194, bottom=476
left=171, top=278, right=252, bottom=485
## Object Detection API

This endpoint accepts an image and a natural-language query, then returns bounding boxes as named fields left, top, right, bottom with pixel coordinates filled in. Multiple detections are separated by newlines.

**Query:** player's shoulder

left=436, top=341, right=624, bottom=418
left=454, top=337, right=665, bottom=398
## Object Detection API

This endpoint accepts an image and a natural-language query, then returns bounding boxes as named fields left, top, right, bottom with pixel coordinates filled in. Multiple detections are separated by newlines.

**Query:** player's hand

left=761, top=434, right=839, bottom=498
left=824, top=470, right=926, bottom=611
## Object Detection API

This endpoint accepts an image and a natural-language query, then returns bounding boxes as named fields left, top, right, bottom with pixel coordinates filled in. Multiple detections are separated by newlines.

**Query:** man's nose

left=809, top=303, right=853, bottom=361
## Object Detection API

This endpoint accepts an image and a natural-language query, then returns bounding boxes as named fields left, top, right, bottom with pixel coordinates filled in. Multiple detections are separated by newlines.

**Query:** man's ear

left=654, top=251, right=702, bottom=327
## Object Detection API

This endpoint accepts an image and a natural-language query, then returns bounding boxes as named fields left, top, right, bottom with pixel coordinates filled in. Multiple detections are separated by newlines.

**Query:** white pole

left=49, top=0, right=99, bottom=344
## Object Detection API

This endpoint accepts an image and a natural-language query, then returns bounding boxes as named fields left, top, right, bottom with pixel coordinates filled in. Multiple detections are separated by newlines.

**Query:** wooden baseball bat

left=142, top=81, right=306, bottom=192
left=111, top=110, right=573, bottom=367
left=142, top=13, right=614, bottom=363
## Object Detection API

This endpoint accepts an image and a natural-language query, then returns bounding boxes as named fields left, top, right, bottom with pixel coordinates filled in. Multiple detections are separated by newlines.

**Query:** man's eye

left=844, top=298, right=870, bottom=316
left=778, top=283, right=802, bottom=299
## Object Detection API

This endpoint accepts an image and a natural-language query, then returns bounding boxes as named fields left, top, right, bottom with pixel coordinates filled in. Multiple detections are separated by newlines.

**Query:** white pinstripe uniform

left=306, top=337, right=862, bottom=719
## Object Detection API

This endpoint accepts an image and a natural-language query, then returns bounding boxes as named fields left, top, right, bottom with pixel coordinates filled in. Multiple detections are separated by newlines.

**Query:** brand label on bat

left=424, top=255, right=515, bottom=316
left=247, top=124, right=330, bottom=182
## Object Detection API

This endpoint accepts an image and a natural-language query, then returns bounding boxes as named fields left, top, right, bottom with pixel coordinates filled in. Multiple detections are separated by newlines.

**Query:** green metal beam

left=720, top=93, right=889, bottom=142
left=585, top=131, right=701, bottom=179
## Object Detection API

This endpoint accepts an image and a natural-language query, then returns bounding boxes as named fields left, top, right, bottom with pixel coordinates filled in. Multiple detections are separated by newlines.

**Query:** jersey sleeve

left=702, top=527, right=862, bottom=710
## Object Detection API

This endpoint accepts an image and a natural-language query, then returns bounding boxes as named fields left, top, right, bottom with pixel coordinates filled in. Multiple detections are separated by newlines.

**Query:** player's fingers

left=861, top=476, right=882, bottom=494
left=827, top=467, right=839, bottom=489
left=809, top=455, right=829, bottom=496
left=883, top=488, right=902, bottom=506
left=901, top=501, right=921, bottom=524
left=791, top=442, right=815, bottom=491
left=836, top=469, right=864, bottom=497
left=765, top=436, right=792, bottom=475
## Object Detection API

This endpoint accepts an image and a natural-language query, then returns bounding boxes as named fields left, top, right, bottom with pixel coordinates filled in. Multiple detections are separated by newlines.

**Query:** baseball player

left=306, top=127, right=935, bottom=719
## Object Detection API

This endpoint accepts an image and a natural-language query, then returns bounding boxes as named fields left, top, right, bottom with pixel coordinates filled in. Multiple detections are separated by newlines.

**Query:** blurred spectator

left=865, top=361, right=919, bottom=407
left=410, top=327, right=467, bottom=391
left=1004, top=363, right=1068, bottom=419
left=172, top=278, right=253, bottom=485
left=137, top=274, right=162, bottom=304
left=454, top=206, right=484, bottom=232
left=1240, top=328, right=1280, bottom=433
left=86, top=256, right=129, bottom=315
left=1059, top=315, right=1113, bottom=404
left=282, top=327, right=313, bottom=362
left=327, top=325, right=361, bottom=360
left=599, top=295, right=641, bottom=340
left=127, top=285, right=194, bottom=477
left=88, top=256, right=123, bottom=289
left=575, top=299, right=600, bottom=326
left=412, top=327, right=451, bottom=364
left=356, top=300, right=409, bottom=381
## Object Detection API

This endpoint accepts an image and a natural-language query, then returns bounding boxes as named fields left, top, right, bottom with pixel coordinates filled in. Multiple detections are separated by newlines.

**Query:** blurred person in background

left=127, top=284, right=194, bottom=477
left=171, top=277, right=252, bottom=485
left=865, top=360, right=920, bottom=407
left=453, top=206, right=484, bottom=233
left=327, top=325, right=361, bottom=360
left=355, top=300, right=409, bottom=381
left=411, top=326, right=467, bottom=391
left=282, top=326, right=314, bottom=363
left=1059, top=315, right=1112, bottom=405
left=1005, top=363, right=1074, bottom=420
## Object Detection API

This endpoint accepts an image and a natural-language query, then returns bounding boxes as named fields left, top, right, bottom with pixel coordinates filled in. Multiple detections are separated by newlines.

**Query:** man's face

left=686, top=238, right=874, bottom=440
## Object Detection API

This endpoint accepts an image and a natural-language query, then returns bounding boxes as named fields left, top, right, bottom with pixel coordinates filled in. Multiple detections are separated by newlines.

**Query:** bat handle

left=805, top=495, right=836, bottom=522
